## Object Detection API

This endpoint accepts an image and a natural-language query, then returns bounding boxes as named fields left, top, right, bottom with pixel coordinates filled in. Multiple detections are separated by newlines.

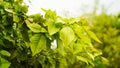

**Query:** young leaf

left=87, top=31, right=102, bottom=43
left=41, top=8, right=57, bottom=19
left=30, top=34, right=46, bottom=56
left=60, top=26, right=75, bottom=46
left=72, top=24, right=91, bottom=45
left=0, top=50, right=11, bottom=57
left=76, top=56, right=88, bottom=64
left=48, top=21, right=60, bottom=35
left=25, top=20, right=47, bottom=33
left=0, top=57, right=11, bottom=68
left=26, top=22, right=41, bottom=33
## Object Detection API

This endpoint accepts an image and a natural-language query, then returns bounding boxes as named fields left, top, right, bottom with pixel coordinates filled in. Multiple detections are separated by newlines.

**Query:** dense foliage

left=88, top=13, right=120, bottom=68
left=0, top=0, right=104, bottom=68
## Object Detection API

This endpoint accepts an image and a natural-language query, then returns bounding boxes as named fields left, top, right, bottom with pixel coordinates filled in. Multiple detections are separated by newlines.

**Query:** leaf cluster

left=0, top=0, right=102, bottom=68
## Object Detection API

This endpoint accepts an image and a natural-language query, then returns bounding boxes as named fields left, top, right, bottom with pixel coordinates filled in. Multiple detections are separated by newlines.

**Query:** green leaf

left=60, top=26, right=75, bottom=46
left=13, top=15, right=19, bottom=22
left=22, top=5, right=28, bottom=13
left=56, top=17, right=66, bottom=24
left=21, top=30, right=29, bottom=42
left=56, top=38, right=66, bottom=56
left=101, top=57, right=109, bottom=65
left=67, top=55, right=75, bottom=64
left=5, top=9, right=13, bottom=13
left=41, top=28, right=47, bottom=32
left=30, top=34, right=46, bottom=56
left=63, top=18, right=79, bottom=24
left=25, top=20, right=47, bottom=33
left=0, top=50, right=11, bottom=57
left=0, top=39, right=4, bottom=45
left=0, top=57, right=11, bottom=68
left=26, top=22, right=41, bottom=33
left=41, top=8, right=57, bottom=19
left=47, top=57, right=56, bottom=68
left=87, top=31, right=102, bottom=43
left=87, top=52, right=94, bottom=60
left=73, top=43, right=84, bottom=54
left=76, top=56, right=88, bottom=64
left=37, top=55, right=45, bottom=67
left=48, top=20, right=60, bottom=35
left=59, top=58, right=68, bottom=68
left=72, top=24, right=92, bottom=45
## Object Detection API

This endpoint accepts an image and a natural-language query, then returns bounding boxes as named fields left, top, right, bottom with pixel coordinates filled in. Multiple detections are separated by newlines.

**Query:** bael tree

left=0, top=0, right=104, bottom=68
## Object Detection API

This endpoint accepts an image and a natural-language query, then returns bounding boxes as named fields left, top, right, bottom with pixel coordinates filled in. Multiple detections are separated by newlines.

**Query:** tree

left=0, top=0, right=103, bottom=68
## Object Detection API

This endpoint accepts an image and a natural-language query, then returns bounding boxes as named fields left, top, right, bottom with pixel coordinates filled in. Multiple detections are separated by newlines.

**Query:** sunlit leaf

left=13, top=15, right=19, bottom=22
left=22, top=5, right=28, bottom=13
left=41, top=28, right=47, bottom=32
left=0, top=57, right=11, bottom=68
left=76, top=56, right=88, bottom=64
left=87, top=52, right=94, bottom=60
left=25, top=20, right=47, bottom=33
left=5, top=9, right=13, bottom=13
left=56, top=17, right=66, bottom=24
left=87, top=31, right=102, bottom=43
left=65, top=18, right=79, bottom=24
left=48, top=20, right=60, bottom=35
left=60, top=26, right=75, bottom=46
left=72, top=24, right=91, bottom=45
left=41, top=8, right=57, bottom=19
left=30, top=34, right=46, bottom=56
left=27, top=23, right=41, bottom=32
left=0, top=50, right=11, bottom=57
left=73, top=43, right=85, bottom=54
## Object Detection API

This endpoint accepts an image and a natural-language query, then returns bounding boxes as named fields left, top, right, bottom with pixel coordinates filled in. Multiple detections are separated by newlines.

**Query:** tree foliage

left=0, top=0, right=103, bottom=68
left=90, top=13, right=120, bottom=68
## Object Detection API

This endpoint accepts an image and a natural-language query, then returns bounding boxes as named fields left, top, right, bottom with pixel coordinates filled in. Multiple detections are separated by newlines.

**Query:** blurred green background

left=82, top=12, right=120, bottom=68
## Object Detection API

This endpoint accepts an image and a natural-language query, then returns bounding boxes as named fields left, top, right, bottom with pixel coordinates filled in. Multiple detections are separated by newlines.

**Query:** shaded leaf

left=21, top=30, right=29, bottom=42
left=37, top=55, right=45, bottom=67
left=56, top=38, right=66, bottom=56
left=101, top=57, right=109, bottom=65
left=59, top=58, right=68, bottom=68
left=0, top=39, right=4, bottom=45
